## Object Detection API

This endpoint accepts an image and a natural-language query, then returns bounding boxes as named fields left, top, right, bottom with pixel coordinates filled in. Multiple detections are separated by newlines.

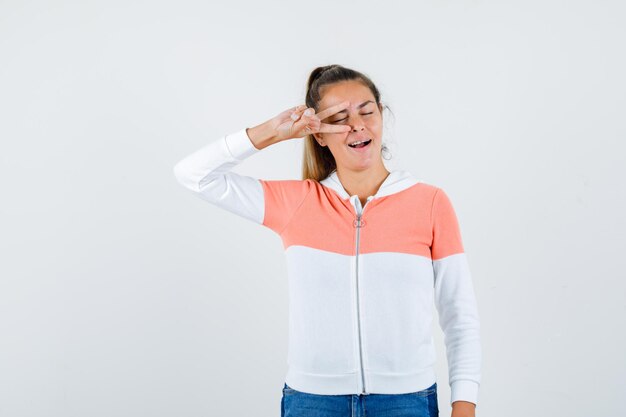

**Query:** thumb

left=290, top=105, right=306, bottom=121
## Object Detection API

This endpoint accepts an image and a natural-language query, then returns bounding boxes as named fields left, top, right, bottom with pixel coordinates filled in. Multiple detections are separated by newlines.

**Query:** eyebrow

left=335, top=100, right=374, bottom=114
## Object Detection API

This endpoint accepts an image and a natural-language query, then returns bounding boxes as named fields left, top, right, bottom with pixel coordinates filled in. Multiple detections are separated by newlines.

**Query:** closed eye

left=331, top=112, right=374, bottom=123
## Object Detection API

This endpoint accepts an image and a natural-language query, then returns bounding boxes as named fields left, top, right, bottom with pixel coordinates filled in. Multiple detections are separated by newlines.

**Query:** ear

left=378, top=102, right=383, bottom=114
left=313, top=132, right=325, bottom=146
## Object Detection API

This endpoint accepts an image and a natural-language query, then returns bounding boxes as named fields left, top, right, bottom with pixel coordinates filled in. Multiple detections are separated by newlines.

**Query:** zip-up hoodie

left=173, top=127, right=482, bottom=406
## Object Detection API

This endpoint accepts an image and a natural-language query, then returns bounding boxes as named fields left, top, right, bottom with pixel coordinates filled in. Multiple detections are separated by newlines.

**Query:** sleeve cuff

left=224, top=127, right=261, bottom=160
left=450, top=379, right=479, bottom=407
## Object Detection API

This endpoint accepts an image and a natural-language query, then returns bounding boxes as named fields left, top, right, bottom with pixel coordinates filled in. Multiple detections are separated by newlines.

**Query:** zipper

left=352, top=195, right=374, bottom=395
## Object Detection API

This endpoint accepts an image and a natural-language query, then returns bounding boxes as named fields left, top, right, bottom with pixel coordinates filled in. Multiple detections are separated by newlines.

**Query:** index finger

left=315, top=100, right=351, bottom=121
left=318, top=122, right=352, bottom=134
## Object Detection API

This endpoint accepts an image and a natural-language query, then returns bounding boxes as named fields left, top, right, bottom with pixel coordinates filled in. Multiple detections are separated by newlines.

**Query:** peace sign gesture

left=271, top=100, right=353, bottom=142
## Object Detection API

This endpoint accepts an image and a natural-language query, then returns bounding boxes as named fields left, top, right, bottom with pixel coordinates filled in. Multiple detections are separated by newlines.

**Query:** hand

left=270, top=101, right=352, bottom=142
left=451, top=400, right=476, bottom=417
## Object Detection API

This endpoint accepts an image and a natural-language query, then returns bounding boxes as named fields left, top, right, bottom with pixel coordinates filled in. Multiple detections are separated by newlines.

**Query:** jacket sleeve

left=430, top=187, right=482, bottom=407
left=173, top=127, right=313, bottom=234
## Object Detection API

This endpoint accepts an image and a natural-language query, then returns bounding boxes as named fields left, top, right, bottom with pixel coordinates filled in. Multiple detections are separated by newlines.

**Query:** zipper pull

left=353, top=216, right=366, bottom=228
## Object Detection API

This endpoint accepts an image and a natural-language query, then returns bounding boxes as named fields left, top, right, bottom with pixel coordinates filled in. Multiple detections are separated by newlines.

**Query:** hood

left=319, top=168, right=422, bottom=200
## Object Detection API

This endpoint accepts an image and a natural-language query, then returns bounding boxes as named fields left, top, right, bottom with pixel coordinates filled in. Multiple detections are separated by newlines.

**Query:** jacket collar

left=319, top=168, right=422, bottom=200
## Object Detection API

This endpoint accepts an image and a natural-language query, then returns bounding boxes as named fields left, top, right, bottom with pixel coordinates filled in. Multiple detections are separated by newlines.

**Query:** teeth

left=349, top=139, right=369, bottom=146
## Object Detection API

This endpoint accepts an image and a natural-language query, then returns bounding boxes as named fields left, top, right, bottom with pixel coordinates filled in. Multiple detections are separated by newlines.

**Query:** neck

left=335, top=163, right=391, bottom=199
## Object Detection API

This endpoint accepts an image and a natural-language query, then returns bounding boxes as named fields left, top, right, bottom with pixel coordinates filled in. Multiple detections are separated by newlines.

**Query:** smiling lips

left=348, top=138, right=372, bottom=148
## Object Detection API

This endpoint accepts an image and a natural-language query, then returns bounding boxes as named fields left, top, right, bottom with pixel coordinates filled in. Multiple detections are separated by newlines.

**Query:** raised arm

left=173, top=126, right=269, bottom=224
left=173, top=102, right=352, bottom=232
left=430, top=187, right=482, bottom=409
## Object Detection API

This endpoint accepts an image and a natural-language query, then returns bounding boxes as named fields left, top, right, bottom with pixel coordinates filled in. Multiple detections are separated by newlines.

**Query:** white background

left=1, top=1, right=624, bottom=416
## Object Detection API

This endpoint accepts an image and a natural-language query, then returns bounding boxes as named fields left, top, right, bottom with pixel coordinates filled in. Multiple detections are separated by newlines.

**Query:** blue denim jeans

left=281, top=382, right=439, bottom=417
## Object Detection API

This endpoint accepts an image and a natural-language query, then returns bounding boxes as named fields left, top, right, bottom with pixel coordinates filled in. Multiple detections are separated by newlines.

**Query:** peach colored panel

left=279, top=183, right=442, bottom=259
left=430, top=188, right=465, bottom=260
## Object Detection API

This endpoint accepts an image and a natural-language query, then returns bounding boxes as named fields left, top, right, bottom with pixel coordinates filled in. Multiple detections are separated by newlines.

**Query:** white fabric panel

left=433, top=252, right=482, bottom=404
left=173, top=128, right=265, bottom=225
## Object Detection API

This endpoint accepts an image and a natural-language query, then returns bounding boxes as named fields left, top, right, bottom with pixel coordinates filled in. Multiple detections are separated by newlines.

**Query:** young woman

left=173, top=65, right=482, bottom=417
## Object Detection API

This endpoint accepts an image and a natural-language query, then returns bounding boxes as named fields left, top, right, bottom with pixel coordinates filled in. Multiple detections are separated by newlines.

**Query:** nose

left=351, top=124, right=365, bottom=132
left=346, top=113, right=366, bottom=132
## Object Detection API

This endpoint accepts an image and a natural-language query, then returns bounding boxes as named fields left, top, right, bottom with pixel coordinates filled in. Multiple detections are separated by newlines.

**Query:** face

left=314, top=80, right=384, bottom=171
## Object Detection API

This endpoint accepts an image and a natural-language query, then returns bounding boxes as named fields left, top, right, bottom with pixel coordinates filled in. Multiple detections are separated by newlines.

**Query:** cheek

left=367, top=118, right=383, bottom=133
